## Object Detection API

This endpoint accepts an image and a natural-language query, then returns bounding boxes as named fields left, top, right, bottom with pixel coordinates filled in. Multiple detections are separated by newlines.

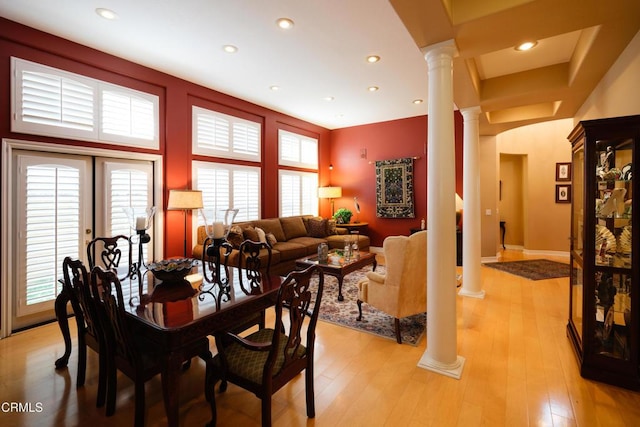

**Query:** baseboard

left=522, top=248, right=570, bottom=259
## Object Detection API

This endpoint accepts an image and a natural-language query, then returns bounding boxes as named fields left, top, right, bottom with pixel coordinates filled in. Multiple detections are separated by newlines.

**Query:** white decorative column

left=418, top=40, right=465, bottom=379
left=459, top=106, right=486, bottom=299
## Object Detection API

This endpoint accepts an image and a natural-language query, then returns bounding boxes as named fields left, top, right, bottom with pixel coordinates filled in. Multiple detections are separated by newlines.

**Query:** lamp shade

left=455, top=193, right=463, bottom=211
left=318, top=186, right=342, bottom=199
left=167, top=189, right=204, bottom=210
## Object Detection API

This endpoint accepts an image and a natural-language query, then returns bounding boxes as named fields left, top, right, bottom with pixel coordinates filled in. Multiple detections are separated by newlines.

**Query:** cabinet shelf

left=567, top=114, right=639, bottom=390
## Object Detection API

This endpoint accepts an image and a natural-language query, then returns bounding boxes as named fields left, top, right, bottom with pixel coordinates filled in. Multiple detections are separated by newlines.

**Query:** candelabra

left=199, top=208, right=238, bottom=307
left=123, top=206, right=156, bottom=304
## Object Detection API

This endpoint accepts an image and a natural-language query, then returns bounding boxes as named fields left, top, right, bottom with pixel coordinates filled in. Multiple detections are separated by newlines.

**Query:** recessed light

left=276, top=18, right=294, bottom=29
left=366, top=55, right=380, bottom=63
left=270, top=85, right=280, bottom=91
left=368, top=86, right=379, bottom=92
left=223, top=45, right=238, bottom=53
left=323, top=96, right=335, bottom=102
left=96, top=8, right=118, bottom=20
left=515, top=41, right=537, bottom=51
left=413, top=99, right=423, bottom=105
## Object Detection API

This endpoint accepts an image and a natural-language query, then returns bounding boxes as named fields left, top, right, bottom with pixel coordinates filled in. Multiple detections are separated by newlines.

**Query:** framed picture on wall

left=556, top=162, right=571, bottom=181
left=556, top=184, right=571, bottom=203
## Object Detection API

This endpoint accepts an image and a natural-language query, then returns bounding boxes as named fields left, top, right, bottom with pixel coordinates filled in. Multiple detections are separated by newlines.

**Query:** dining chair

left=61, top=256, right=107, bottom=407
left=205, top=264, right=324, bottom=427
left=90, top=266, right=211, bottom=426
left=87, top=235, right=133, bottom=281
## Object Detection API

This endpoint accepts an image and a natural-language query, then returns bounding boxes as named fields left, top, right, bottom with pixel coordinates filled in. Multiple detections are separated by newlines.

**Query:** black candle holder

left=129, top=228, right=151, bottom=305
left=200, top=237, right=233, bottom=308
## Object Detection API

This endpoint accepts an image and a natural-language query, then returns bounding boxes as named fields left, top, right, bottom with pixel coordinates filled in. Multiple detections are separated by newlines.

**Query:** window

left=278, top=129, right=318, bottom=168
left=192, top=106, right=261, bottom=161
left=11, top=57, right=159, bottom=149
left=193, top=161, right=261, bottom=223
left=279, top=170, right=318, bottom=217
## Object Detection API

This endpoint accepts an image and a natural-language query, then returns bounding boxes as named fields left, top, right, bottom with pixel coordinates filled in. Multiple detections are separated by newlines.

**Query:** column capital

left=460, top=106, right=482, bottom=120
left=421, top=39, right=457, bottom=63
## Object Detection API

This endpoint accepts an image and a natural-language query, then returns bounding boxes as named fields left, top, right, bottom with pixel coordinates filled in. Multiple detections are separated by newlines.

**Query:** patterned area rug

left=310, top=265, right=426, bottom=346
left=482, top=259, right=570, bottom=280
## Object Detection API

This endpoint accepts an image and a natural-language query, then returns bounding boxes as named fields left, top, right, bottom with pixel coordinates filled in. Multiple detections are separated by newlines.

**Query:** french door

left=7, top=149, right=155, bottom=332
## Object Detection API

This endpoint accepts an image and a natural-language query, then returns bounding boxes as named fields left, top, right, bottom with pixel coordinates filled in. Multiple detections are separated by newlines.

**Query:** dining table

left=55, top=260, right=282, bottom=427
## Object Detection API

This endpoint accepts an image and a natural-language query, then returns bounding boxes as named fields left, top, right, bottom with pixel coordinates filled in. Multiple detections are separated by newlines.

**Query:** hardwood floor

left=1, top=250, right=639, bottom=426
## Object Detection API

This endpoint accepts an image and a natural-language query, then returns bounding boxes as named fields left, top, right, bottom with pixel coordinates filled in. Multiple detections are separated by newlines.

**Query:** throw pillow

left=242, top=225, right=260, bottom=242
left=326, top=219, right=338, bottom=235
left=255, top=227, right=267, bottom=243
left=265, top=232, right=277, bottom=247
left=307, top=218, right=328, bottom=238
left=227, top=225, right=244, bottom=249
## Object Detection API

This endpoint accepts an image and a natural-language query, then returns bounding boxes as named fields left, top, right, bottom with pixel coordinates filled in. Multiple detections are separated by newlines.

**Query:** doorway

left=499, top=154, right=527, bottom=250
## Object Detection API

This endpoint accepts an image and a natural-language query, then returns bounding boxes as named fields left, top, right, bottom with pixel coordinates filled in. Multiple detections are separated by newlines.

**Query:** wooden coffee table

left=295, top=251, right=377, bottom=301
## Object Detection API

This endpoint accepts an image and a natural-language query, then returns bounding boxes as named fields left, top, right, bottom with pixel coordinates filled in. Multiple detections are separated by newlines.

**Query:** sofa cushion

left=252, top=218, right=286, bottom=242
left=307, top=217, right=328, bottom=238
left=280, top=216, right=308, bottom=240
left=271, top=241, right=308, bottom=261
left=288, top=236, right=328, bottom=255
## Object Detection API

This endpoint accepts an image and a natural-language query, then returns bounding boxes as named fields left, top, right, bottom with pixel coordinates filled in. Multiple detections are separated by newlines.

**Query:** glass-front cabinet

left=567, top=115, right=639, bottom=390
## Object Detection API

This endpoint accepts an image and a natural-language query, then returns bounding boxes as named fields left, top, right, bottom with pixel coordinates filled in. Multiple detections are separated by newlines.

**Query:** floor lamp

left=167, top=189, right=204, bottom=257
left=318, top=186, right=342, bottom=216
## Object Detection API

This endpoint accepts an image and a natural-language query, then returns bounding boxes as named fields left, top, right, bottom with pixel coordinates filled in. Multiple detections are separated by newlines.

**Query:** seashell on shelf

left=617, top=225, right=632, bottom=254
left=595, top=224, right=616, bottom=253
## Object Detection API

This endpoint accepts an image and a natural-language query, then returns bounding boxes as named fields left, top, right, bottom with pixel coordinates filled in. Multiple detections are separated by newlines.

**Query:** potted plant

left=333, top=207, right=353, bottom=224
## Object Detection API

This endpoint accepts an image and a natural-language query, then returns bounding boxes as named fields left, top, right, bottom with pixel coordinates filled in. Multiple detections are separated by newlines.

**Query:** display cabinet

left=567, top=115, right=639, bottom=390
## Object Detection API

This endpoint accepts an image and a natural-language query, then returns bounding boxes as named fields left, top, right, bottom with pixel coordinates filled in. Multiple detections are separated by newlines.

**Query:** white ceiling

left=0, top=0, right=430, bottom=130
left=2, top=0, right=639, bottom=134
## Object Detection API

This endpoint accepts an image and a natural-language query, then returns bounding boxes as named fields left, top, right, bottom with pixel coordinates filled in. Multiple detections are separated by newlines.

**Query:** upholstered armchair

left=356, top=230, right=427, bottom=343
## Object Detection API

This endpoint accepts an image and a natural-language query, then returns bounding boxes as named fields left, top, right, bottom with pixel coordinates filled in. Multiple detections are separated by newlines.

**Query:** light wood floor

left=2, top=250, right=640, bottom=426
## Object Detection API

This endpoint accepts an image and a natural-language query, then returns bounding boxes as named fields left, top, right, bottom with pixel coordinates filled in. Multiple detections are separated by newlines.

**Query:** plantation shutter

left=15, top=155, right=89, bottom=316
left=101, top=88, right=156, bottom=141
left=192, top=106, right=261, bottom=161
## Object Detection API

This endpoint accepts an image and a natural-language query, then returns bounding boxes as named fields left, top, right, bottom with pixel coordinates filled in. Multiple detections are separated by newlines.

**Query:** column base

left=458, top=288, right=486, bottom=299
left=417, top=353, right=465, bottom=379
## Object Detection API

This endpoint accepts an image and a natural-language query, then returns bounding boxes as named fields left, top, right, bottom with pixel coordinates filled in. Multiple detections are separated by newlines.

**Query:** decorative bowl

left=148, top=258, right=198, bottom=282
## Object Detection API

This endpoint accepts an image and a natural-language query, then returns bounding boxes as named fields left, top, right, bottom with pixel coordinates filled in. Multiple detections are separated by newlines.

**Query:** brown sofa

left=192, top=215, right=370, bottom=276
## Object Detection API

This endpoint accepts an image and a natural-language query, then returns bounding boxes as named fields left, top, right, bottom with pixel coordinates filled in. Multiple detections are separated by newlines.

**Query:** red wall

left=330, top=114, right=464, bottom=246
left=0, top=18, right=330, bottom=258
left=0, top=17, right=464, bottom=254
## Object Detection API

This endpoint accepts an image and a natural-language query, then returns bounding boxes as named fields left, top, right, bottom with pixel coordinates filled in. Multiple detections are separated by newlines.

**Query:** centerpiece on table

left=148, top=258, right=198, bottom=283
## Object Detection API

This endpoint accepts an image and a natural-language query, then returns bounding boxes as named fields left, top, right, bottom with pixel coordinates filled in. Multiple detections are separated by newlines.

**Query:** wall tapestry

left=375, top=157, right=415, bottom=218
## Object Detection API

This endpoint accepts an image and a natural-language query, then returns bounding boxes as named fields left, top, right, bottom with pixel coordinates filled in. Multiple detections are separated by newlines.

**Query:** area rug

left=309, top=265, right=426, bottom=346
left=482, top=259, right=570, bottom=280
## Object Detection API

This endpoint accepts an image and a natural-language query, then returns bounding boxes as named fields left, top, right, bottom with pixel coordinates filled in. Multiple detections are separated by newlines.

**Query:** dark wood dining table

left=55, top=262, right=281, bottom=427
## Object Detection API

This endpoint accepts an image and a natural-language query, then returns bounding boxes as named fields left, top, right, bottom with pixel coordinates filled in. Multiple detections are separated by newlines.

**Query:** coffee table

left=295, top=251, right=377, bottom=301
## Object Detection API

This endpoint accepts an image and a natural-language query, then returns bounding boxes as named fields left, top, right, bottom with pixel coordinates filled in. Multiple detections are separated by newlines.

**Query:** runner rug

left=310, top=265, right=426, bottom=346
left=482, top=259, right=570, bottom=280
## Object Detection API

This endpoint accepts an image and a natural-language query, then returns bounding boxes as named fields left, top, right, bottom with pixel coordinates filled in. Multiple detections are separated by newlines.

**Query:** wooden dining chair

left=61, top=256, right=107, bottom=407
left=90, top=266, right=211, bottom=426
left=205, top=264, right=324, bottom=427
left=87, top=235, right=133, bottom=281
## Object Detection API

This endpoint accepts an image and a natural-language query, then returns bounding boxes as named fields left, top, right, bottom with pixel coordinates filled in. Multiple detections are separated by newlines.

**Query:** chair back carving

left=62, top=257, right=99, bottom=338
left=87, top=235, right=132, bottom=281
left=270, top=265, right=323, bottom=379
left=238, top=240, right=272, bottom=295
left=90, top=266, right=139, bottom=366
